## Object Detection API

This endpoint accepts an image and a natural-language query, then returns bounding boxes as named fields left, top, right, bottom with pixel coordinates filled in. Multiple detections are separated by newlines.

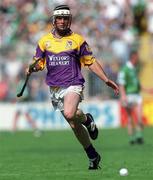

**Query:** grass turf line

left=0, top=127, right=153, bottom=180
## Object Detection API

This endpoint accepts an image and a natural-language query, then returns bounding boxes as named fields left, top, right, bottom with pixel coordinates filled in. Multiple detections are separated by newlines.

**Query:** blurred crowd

left=0, top=0, right=153, bottom=102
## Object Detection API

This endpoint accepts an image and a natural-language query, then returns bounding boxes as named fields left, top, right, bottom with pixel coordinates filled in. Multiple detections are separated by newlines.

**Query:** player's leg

left=64, top=85, right=98, bottom=140
left=73, top=109, right=101, bottom=170
left=25, top=113, right=37, bottom=129
left=126, top=107, right=135, bottom=144
left=134, top=103, right=144, bottom=144
left=83, top=113, right=98, bottom=140
left=12, top=111, right=20, bottom=131
left=63, top=92, right=101, bottom=169
left=25, top=113, right=41, bottom=137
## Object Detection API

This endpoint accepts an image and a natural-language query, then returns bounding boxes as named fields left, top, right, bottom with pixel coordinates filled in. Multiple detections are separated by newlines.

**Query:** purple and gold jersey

left=33, top=31, right=95, bottom=87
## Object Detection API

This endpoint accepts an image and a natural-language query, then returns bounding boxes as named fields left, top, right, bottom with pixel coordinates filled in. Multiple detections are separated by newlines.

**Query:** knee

left=64, top=110, right=75, bottom=120
left=64, top=109, right=84, bottom=120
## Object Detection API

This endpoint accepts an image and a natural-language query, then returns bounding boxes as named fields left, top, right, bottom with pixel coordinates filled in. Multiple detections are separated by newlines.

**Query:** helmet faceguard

left=51, top=5, right=72, bottom=36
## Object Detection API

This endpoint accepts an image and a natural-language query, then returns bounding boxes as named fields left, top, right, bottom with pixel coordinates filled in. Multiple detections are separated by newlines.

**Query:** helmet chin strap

left=55, top=26, right=71, bottom=37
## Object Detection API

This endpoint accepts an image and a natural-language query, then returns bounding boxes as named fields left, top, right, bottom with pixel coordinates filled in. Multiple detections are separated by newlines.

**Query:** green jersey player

left=118, top=50, right=144, bottom=145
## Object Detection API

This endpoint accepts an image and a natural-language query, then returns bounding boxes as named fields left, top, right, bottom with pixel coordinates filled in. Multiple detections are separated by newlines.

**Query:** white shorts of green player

left=50, top=85, right=84, bottom=111
left=126, top=94, right=142, bottom=106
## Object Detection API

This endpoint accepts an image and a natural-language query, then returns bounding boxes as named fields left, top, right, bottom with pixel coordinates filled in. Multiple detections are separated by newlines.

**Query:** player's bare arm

left=88, top=60, right=119, bottom=95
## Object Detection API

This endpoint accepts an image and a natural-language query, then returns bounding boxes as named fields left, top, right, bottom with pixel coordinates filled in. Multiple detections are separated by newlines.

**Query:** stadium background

left=0, top=0, right=153, bottom=130
left=1, top=1, right=153, bottom=180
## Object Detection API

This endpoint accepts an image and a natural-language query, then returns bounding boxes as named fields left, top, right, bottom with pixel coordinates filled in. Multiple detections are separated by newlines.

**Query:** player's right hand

left=105, top=79, right=119, bottom=96
left=26, top=61, right=42, bottom=75
left=29, top=63, right=42, bottom=72
left=120, top=96, right=128, bottom=107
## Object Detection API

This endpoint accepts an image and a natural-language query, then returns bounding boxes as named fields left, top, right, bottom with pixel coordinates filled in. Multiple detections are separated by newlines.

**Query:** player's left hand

left=106, top=79, right=119, bottom=96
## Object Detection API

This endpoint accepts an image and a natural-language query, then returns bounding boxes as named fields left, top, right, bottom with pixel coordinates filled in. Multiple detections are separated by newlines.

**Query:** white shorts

left=49, top=85, right=84, bottom=111
left=126, top=94, right=142, bottom=106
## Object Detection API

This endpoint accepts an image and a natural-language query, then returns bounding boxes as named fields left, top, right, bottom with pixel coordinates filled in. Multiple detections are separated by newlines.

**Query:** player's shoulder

left=38, top=33, right=53, bottom=43
left=70, top=32, right=85, bottom=44
left=71, top=32, right=84, bottom=39
left=120, top=63, right=129, bottom=74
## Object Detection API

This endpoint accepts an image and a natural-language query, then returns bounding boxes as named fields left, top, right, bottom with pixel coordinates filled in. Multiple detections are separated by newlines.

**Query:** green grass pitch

left=0, top=127, right=153, bottom=180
